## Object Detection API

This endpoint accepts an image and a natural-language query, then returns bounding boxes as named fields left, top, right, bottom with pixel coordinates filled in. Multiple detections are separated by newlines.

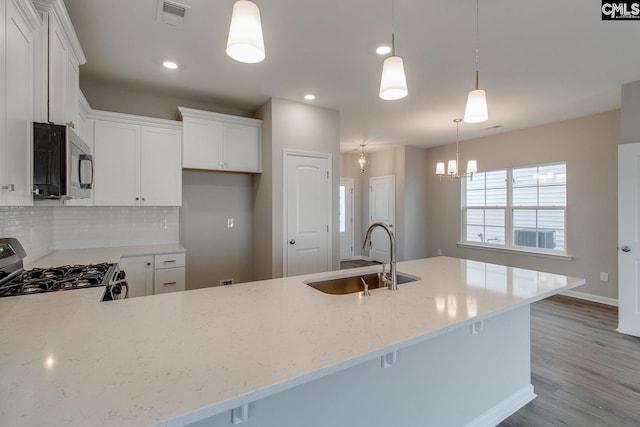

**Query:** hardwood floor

left=500, top=295, right=640, bottom=427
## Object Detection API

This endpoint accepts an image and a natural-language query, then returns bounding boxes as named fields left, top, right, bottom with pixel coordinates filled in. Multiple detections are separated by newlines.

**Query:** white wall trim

left=176, top=106, right=261, bottom=127
left=282, top=150, right=333, bottom=277
left=561, top=290, right=618, bottom=307
left=457, top=242, right=573, bottom=260
left=88, top=109, right=182, bottom=129
left=464, top=385, right=536, bottom=427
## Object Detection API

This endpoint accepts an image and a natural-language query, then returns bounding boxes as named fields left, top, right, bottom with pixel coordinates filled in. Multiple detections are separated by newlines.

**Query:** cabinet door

left=3, top=0, right=34, bottom=206
left=94, top=120, right=140, bottom=206
left=140, top=126, right=182, bottom=206
left=48, top=13, right=66, bottom=125
left=182, top=117, right=224, bottom=170
left=154, top=267, right=186, bottom=294
left=224, top=123, right=261, bottom=172
left=120, top=255, right=154, bottom=298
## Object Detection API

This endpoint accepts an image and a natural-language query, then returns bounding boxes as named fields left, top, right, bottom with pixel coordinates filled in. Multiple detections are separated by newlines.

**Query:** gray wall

left=253, top=98, right=340, bottom=279
left=426, top=110, right=620, bottom=300
left=621, top=81, right=640, bottom=144
left=180, top=171, right=254, bottom=289
left=81, top=77, right=253, bottom=121
left=341, top=146, right=429, bottom=261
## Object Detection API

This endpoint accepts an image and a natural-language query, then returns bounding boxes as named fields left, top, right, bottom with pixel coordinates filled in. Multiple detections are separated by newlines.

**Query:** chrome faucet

left=363, top=222, right=397, bottom=291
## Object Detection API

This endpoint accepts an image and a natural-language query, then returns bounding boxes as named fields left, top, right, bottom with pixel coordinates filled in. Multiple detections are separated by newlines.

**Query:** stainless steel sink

left=305, top=272, right=419, bottom=295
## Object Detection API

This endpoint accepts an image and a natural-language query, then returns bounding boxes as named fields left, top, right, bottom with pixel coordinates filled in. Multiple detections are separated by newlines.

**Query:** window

left=462, top=163, right=566, bottom=254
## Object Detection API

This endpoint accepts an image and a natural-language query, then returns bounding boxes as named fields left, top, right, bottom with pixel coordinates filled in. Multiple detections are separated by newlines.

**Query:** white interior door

left=339, top=178, right=354, bottom=260
left=368, top=175, right=395, bottom=263
left=618, top=143, right=640, bottom=337
left=285, top=152, right=331, bottom=277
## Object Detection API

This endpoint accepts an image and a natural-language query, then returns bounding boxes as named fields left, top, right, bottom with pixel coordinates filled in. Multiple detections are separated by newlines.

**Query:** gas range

left=0, top=238, right=127, bottom=301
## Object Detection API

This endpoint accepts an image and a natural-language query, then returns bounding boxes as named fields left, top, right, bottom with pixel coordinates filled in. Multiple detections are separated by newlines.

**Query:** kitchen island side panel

left=174, top=305, right=532, bottom=427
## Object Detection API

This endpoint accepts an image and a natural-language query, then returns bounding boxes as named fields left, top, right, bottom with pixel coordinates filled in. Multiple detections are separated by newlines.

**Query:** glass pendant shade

left=359, top=154, right=366, bottom=172
left=435, top=162, right=445, bottom=175
left=466, top=160, right=478, bottom=174
left=379, top=56, right=408, bottom=100
left=226, top=0, right=265, bottom=64
left=463, top=89, right=488, bottom=123
left=447, top=160, right=458, bottom=175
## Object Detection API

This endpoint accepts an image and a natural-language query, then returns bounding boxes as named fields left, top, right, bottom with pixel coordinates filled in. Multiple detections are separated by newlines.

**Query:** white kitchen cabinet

left=92, top=111, right=182, bottom=206
left=178, top=106, right=262, bottom=173
left=0, top=0, right=40, bottom=206
left=120, top=255, right=154, bottom=299
left=32, top=0, right=85, bottom=127
left=120, top=252, right=185, bottom=298
left=153, top=253, right=186, bottom=295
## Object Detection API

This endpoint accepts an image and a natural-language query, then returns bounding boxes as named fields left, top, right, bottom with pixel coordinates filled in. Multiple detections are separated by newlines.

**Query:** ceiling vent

left=157, top=0, right=190, bottom=27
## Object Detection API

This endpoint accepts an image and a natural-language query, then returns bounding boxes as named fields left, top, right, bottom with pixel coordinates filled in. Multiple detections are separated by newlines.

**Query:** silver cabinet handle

left=621, top=245, right=631, bottom=252
left=2, top=184, right=15, bottom=191
left=135, top=197, right=139, bottom=201
left=163, top=260, right=176, bottom=264
left=164, top=282, right=177, bottom=286
left=289, top=239, right=296, bottom=245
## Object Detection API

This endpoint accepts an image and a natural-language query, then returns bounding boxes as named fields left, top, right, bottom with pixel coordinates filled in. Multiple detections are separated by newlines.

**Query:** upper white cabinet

left=92, top=111, right=182, bottom=207
left=0, top=0, right=40, bottom=206
left=32, top=0, right=85, bottom=127
left=178, top=107, right=262, bottom=173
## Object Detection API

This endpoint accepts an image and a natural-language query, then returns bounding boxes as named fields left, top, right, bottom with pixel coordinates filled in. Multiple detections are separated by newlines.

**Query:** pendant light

left=379, top=0, right=408, bottom=101
left=463, top=0, right=488, bottom=123
left=436, top=119, right=478, bottom=180
left=226, top=0, right=265, bottom=64
left=358, top=145, right=367, bottom=173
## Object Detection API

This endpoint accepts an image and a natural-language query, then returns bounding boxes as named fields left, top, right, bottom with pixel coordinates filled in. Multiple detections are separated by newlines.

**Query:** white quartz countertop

left=25, top=244, right=186, bottom=268
left=0, top=257, right=584, bottom=426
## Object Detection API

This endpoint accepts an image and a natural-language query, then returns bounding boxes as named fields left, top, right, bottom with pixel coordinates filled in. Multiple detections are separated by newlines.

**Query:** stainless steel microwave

left=33, top=122, right=93, bottom=199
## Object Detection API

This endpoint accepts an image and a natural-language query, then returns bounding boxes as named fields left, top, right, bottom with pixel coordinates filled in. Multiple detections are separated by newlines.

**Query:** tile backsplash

left=0, top=207, right=54, bottom=263
left=53, top=207, right=179, bottom=250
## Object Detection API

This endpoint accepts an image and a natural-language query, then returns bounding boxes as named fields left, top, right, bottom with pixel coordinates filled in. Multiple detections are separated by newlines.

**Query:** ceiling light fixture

left=463, top=0, right=488, bottom=123
left=162, top=60, right=178, bottom=69
left=304, top=94, right=316, bottom=101
left=436, top=119, right=478, bottom=180
left=358, top=144, right=367, bottom=173
left=379, top=0, right=408, bottom=101
left=226, top=0, right=265, bottom=64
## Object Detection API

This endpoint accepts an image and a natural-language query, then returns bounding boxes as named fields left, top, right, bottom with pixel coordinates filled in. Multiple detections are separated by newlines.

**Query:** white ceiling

left=63, top=0, right=640, bottom=152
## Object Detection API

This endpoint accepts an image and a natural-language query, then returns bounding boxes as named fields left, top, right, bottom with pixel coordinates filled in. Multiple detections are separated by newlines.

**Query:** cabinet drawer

left=154, top=267, right=185, bottom=294
left=154, top=253, right=185, bottom=269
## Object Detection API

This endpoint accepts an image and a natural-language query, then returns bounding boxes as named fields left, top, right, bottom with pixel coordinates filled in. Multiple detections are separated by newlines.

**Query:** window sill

left=456, top=242, right=573, bottom=261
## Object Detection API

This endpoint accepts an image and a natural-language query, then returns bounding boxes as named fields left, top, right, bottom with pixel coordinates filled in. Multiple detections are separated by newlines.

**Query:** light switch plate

left=227, top=218, right=234, bottom=228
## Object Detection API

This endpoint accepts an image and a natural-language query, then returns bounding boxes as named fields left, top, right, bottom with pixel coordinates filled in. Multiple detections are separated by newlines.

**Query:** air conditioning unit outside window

left=513, top=229, right=555, bottom=249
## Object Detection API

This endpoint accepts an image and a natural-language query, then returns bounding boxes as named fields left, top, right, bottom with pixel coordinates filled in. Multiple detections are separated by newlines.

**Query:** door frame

left=282, top=149, right=333, bottom=277
left=339, top=178, right=355, bottom=260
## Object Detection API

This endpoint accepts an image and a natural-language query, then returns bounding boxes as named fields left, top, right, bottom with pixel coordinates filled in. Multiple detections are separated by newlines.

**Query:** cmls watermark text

left=602, top=1, right=640, bottom=19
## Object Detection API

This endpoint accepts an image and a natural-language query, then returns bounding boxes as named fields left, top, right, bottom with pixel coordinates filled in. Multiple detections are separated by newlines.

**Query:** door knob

left=621, top=245, right=631, bottom=252
left=289, top=239, right=296, bottom=245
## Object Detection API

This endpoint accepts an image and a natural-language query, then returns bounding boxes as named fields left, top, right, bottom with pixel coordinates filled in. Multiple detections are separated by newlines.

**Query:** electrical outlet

left=600, top=272, right=609, bottom=282
left=220, top=278, right=234, bottom=286
left=227, top=218, right=234, bottom=228
left=437, top=249, right=442, bottom=256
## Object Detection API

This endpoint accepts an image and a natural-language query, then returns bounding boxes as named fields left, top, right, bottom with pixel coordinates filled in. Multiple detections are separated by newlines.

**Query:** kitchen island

left=0, top=256, right=584, bottom=426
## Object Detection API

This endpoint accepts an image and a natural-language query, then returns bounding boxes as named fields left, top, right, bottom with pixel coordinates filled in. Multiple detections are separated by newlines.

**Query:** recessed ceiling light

left=162, top=60, right=178, bottom=69
left=376, top=45, right=391, bottom=55
left=304, top=94, right=316, bottom=101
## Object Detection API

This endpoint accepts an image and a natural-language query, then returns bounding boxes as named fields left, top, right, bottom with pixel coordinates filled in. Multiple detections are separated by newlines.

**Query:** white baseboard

left=561, top=290, right=618, bottom=307
left=464, top=385, right=536, bottom=427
